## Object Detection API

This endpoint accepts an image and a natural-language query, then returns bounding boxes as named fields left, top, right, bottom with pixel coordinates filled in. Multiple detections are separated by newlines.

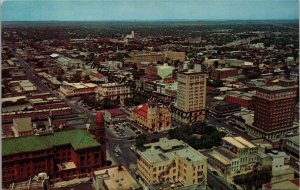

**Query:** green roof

left=3, top=129, right=100, bottom=156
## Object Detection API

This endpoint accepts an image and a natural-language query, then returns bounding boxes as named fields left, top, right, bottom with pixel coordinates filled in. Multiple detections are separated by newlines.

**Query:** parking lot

left=107, top=120, right=141, bottom=139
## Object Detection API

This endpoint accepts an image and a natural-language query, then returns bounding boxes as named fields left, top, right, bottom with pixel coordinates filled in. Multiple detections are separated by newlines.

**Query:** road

left=14, top=52, right=54, bottom=93
left=207, top=170, right=235, bottom=190
left=205, top=115, right=254, bottom=140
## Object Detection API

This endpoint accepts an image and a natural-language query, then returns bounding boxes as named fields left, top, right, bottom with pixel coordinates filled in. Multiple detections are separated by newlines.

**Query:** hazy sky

left=2, top=0, right=299, bottom=21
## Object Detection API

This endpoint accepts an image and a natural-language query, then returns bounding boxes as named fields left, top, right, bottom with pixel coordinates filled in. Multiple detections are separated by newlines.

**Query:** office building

left=136, top=138, right=207, bottom=188
left=250, top=85, right=298, bottom=140
left=173, top=69, right=207, bottom=125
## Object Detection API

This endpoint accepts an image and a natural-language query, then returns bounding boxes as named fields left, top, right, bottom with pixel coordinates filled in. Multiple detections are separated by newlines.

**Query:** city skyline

left=2, top=0, right=299, bottom=21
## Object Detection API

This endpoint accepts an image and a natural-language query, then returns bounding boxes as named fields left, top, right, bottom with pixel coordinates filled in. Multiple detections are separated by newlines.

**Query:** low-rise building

left=92, top=165, right=142, bottom=190
left=12, top=117, right=33, bottom=137
left=104, top=108, right=127, bottom=124
left=59, top=81, right=97, bottom=98
left=96, top=83, right=132, bottom=104
left=207, top=100, right=241, bottom=117
left=136, top=138, right=207, bottom=188
left=210, top=68, right=238, bottom=81
left=262, top=178, right=299, bottom=190
left=131, top=101, right=171, bottom=132
left=268, top=150, right=294, bottom=183
left=222, top=136, right=258, bottom=172
left=225, top=91, right=255, bottom=110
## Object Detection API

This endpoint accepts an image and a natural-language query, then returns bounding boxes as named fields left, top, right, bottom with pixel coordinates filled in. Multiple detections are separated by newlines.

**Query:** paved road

left=205, top=115, right=254, bottom=140
left=14, top=52, right=54, bottom=93
left=207, top=170, right=235, bottom=190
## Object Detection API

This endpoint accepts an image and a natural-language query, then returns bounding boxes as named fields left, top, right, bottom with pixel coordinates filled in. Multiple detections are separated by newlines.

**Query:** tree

left=136, top=134, right=149, bottom=150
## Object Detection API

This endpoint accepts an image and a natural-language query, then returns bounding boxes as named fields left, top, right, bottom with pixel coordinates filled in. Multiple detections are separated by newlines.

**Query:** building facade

left=131, top=101, right=171, bottom=132
left=173, top=69, right=207, bottom=125
left=250, top=85, right=298, bottom=140
left=2, top=129, right=104, bottom=187
left=136, top=138, right=207, bottom=188
left=96, top=83, right=132, bottom=104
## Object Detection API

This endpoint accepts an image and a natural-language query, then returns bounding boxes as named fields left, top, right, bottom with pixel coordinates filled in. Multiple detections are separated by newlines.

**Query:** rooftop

left=3, top=129, right=100, bottom=156
left=94, top=165, right=141, bottom=190
left=13, top=117, right=32, bottom=132
left=139, top=138, right=207, bottom=164
left=223, top=136, right=256, bottom=149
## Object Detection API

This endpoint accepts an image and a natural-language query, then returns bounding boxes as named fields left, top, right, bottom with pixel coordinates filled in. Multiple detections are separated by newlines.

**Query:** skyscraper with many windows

left=250, top=85, right=298, bottom=140
left=173, top=68, right=207, bottom=125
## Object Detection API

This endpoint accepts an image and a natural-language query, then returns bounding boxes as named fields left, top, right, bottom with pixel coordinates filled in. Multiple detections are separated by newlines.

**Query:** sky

left=1, top=0, right=299, bottom=21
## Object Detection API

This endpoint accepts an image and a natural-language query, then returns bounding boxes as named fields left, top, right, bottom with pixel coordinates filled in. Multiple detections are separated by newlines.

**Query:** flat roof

left=209, top=152, right=230, bottom=165
left=3, top=129, right=100, bottom=156
left=140, top=138, right=207, bottom=164
left=223, top=136, right=256, bottom=149
left=94, top=166, right=141, bottom=190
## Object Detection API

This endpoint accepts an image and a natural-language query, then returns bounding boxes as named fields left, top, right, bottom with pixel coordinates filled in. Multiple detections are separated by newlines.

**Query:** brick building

left=210, top=68, right=238, bottom=80
left=2, top=129, right=105, bottom=187
left=248, top=85, right=298, bottom=140
left=225, top=91, right=255, bottom=110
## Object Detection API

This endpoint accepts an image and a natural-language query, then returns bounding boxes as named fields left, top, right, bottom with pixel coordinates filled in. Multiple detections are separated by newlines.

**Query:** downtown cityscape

left=1, top=1, right=300, bottom=190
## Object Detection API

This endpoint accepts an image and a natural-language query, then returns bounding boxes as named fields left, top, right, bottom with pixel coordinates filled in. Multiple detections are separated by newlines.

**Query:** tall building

left=136, top=138, right=207, bottom=189
left=173, top=69, right=207, bottom=125
left=95, top=112, right=106, bottom=165
left=249, top=85, right=298, bottom=140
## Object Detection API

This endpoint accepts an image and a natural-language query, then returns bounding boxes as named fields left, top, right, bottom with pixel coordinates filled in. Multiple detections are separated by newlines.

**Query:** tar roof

left=13, top=117, right=32, bottom=132
left=3, top=129, right=100, bottom=156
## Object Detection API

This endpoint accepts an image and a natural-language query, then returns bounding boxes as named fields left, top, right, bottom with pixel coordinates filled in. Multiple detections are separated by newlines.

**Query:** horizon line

left=2, top=18, right=299, bottom=22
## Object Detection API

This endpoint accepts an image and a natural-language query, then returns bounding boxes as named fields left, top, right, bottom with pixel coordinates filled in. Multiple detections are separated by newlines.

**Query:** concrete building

left=222, top=136, right=258, bottom=172
left=136, top=138, right=207, bottom=188
left=131, top=101, right=171, bottom=132
left=202, top=147, right=240, bottom=177
left=96, top=83, right=132, bottom=104
left=164, top=51, right=185, bottom=62
left=132, top=52, right=165, bottom=64
left=12, top=117, right=33, bottom=137
left=92, top=165, right=142, bottom=190
left=173, top=69, right=207, bottom=125
left=268, top=150, right=294, bottom=183
left=156, top=64, right=175, bottom=79
left=249, top=85, right=298, bottom=140
left=59, top=81, right=97, bottom=98
left=207, top=100, right=241, bottom=118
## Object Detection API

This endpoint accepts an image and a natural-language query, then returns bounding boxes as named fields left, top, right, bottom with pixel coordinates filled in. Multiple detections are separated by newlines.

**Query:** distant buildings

left=136, top=138, right=207, bottom=188
left=131, top=101, right=171, bottom=132
left=59, top=81, right=97, bottom=98
left=249, top=85, right=298, bottom=140
left=210, top=68, right=238, bottom=81
left=2, top=129, right=105, bottom=187
left=132, top=52, right=165, bottom=64
left=173, top=69, right=207, bottom=125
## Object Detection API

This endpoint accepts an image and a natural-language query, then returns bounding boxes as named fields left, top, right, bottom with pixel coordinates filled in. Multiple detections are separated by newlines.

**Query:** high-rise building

left=173, top=69, right=207, bottom=125
left=249, top=85, right=298, bottom=140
